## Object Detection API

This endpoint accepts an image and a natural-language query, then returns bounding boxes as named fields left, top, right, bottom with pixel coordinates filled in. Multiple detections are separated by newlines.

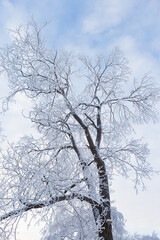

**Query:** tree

left=0, top=21, right=159, bottom=240
left=128, top=233, right=160, bottom=240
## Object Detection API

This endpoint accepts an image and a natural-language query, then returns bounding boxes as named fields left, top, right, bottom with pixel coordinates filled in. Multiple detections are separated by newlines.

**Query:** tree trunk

left=96, top=157, right=114, bottom=240
left=99, top=225, right=113, bottom=240
left=98, top=215, right=113, bottom=240
left=91, top=202, right=113, bottom=240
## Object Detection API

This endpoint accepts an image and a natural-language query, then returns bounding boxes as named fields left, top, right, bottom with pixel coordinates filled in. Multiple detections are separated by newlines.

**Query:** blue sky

left=0, top=0, right=160, bottom=239
left=1, top=0, right=160, bottom=56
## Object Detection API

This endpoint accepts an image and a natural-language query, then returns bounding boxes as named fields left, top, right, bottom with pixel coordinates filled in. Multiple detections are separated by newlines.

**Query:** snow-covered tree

left=42, top=207, right=160, bottom=240
left=0, top=21, right=159, bottom=240
left=127, top=232, right=160, bottom=240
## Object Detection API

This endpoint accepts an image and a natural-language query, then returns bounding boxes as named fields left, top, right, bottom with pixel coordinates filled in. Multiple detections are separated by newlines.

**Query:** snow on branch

left=0, top=193, right=100, bottom=222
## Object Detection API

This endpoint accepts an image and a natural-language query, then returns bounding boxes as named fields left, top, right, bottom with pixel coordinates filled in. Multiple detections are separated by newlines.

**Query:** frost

left=0, top=21, right=159, bottom=239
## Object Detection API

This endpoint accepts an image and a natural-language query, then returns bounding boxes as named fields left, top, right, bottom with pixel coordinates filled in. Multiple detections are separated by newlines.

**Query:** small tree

left=0, top=21, right=159, bottom=240
left=127, top=232, right=160, bottom=240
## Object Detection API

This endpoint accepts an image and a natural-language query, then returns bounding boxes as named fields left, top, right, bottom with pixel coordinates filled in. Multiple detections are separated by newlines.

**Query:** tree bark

left=96, top=157, right=113, bottom=240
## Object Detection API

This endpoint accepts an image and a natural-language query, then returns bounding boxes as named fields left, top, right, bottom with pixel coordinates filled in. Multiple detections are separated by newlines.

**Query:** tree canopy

left=0, top=21, right=159, bottom=240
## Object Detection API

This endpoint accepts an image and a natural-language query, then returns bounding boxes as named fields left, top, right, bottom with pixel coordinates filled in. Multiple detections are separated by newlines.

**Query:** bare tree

left=0, top=21, right=159, bottom=240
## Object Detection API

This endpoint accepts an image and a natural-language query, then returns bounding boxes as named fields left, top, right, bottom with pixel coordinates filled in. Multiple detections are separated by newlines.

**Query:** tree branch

left=0, top=193, right=100, bottom=222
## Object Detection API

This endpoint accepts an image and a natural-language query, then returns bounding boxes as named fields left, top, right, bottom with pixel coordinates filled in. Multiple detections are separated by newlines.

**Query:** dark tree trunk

left=98, top=212, right=113, bottom=240
left=72, top=112, right=114, bottom=239
left=91, top=202, right=113, bottom=240
left=97, top=200, right=113, bottom=240
left=96, top=157, right=114, bottom=240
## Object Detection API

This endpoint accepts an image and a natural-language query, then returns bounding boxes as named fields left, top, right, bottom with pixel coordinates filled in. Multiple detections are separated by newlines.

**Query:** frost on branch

left=0, top=21, right=159, bottom=240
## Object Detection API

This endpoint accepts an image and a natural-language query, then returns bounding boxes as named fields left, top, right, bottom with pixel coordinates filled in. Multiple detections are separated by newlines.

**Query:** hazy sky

left=0, top=0, right=160, bottom=239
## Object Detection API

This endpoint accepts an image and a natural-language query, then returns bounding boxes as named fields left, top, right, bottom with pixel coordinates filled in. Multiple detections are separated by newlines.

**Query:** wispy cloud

left=1, top=0, right=27, bottom=29
left=82, top=0, right=135, bottom=34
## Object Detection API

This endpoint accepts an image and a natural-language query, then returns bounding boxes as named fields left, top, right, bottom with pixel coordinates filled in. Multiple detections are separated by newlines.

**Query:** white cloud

left=113, top=35, right=160, bottom=80
left=83, top=0, right=135, bottom=34
left=1, top=0, right=28, bottom=30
